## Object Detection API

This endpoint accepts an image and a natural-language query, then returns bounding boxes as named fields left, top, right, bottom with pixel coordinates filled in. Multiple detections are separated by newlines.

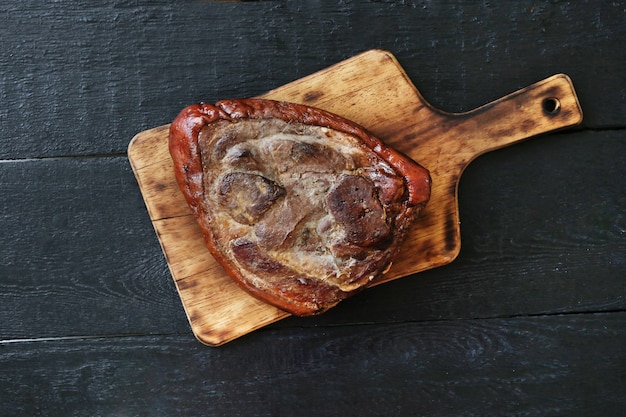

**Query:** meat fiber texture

left=169, top=99, right=431, bottom=316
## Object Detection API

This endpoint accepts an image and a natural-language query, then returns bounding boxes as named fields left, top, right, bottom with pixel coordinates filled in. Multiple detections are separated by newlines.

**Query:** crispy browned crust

left=169, top=98, right=431, bottom=316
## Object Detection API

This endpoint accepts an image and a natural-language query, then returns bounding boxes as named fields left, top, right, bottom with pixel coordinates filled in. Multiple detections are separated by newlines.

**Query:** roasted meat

left=169, top=98, right=431, bottom=316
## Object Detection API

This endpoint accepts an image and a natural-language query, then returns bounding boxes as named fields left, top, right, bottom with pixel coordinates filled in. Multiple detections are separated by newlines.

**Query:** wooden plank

left=1, top=313, right=624, bottom=416
left=1, top=1, right=624, bottom=159
left=129, top=49, right=583, bottom=345
left=280, top=129, right=626, bottom=328
left=0, top=1, right=623, bottom=415
left=1, top=130, right=623, bottom=340
left=0, top=157, right=191, bottom=339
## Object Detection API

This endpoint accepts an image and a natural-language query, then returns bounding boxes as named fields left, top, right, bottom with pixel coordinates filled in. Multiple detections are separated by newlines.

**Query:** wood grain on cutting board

left=128, top=49, right=582, bottom=346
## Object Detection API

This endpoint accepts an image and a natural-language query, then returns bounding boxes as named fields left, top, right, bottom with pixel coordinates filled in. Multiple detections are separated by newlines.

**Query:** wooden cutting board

left=128, top=49, right=582, bottom=346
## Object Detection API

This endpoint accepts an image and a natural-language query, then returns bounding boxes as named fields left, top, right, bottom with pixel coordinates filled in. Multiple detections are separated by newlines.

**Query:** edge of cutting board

left=128, top=49, right=582, bottom=346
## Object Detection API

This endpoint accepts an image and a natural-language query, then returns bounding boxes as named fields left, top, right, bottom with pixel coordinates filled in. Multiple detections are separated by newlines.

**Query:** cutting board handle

left=425, top=74, right=584, bottom=173
left=396, top=72, right=583, bottom=270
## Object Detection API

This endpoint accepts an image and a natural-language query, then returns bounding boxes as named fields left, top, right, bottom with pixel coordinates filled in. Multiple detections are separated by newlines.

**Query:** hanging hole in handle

left=542, top=97, right=561, bottom=115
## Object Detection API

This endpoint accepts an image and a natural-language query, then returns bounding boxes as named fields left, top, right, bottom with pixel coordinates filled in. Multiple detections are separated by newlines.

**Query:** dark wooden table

left=2, top=1, right=625, bottom=416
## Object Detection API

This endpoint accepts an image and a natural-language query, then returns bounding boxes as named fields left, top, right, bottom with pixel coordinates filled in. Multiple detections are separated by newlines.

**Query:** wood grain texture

left=0, top=131, right=626, bottom=340
left=275, top=130, right=626, bottom=328
left=0, top=1, right=624, bottom=415
left=1, top=132, right=623, bottom=339
left=1, top=313, right=624, bottom=417
left=129, top=50, right=582, bottom=345
left=1, top=1, right=624, bottom=159
left=0, top=157, right=191, bottom=339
